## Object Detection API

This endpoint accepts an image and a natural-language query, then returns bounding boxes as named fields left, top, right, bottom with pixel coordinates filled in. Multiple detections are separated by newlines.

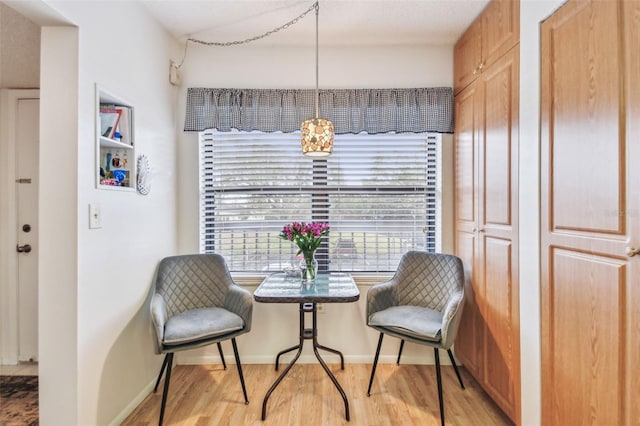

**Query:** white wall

left=176, top=44, right=456, bottom=366
left=519, top=1, right=564, bottom=425
left=53, top=2, right=180, bottom=423
left=16, top=0, right=181, bottom=424
left=39, top=25, right=79, bottom=425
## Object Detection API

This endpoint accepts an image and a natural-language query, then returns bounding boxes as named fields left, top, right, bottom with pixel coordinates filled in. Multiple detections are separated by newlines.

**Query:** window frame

left=199, top=130, right=442, bottom=274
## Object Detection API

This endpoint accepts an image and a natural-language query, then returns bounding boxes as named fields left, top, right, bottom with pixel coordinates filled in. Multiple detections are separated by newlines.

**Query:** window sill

left=231, top=272, right=393, bottom=287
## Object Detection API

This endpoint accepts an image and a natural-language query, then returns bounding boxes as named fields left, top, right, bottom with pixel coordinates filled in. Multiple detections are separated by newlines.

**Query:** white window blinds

left=199, top=130, right=440, bottom=272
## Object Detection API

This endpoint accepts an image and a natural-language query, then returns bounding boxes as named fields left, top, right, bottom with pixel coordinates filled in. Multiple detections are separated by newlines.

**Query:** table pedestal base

left=261, top=302, right=350, bottom=421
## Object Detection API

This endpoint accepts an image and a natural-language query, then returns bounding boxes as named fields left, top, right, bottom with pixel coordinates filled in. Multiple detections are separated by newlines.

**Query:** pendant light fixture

left=301, top=2, right=334, bottom=157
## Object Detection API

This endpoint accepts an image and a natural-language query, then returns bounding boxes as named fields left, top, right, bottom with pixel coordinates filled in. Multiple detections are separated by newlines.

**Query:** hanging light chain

left=189, top=1, right=318, bottom=47
left=314, top=1, right=319, bottom=118
left=174, top=1, right=317, bottom=69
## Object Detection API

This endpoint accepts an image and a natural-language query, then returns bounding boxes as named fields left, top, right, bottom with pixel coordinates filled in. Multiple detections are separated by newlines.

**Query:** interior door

left=453, top=79, right=483, bottom=378
left=478, top=46, right=519, bottom=421
left=16, top=97, right=39, bottom=362
left=540, top=0, right=640, bottom=423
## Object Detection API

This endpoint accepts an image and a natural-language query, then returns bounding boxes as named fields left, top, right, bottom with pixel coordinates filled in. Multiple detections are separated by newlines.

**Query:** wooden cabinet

left=454, top=18, right=482, bottom=96
left=454, top=0, right=519, bottom=95
left=95, top=85, right=136, bottom=191
left=453, top=1, right=520, bottom=422
left=540, top=1, right=640, bottom=424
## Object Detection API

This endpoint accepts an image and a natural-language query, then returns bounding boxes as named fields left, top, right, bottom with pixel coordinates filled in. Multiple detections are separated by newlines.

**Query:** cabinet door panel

left=454, top=18, right=482, bottom=95
left=481, top=0, right=519, bottom=71
left=481, top=48, right=518, bottom=229
left=482, top=236, right=517, bottom=419
left=453, top=231, right=482, bottom=378
left=454, top=84, right=480, bottom=227
left=548, top=0, right=622, bottom=234
left=546, top=248, right=625, bottom=425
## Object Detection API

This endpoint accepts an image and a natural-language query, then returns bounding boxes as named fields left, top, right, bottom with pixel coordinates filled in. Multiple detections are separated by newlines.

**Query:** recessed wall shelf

left=95, top=84, right=136, bottom=191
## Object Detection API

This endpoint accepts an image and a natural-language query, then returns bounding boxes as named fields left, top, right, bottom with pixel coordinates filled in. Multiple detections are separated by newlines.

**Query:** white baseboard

left=110, top=377, right=156, bottom=426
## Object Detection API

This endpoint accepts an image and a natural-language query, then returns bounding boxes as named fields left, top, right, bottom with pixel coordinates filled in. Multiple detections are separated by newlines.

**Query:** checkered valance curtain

left=184, top=87, right=453, bottom=134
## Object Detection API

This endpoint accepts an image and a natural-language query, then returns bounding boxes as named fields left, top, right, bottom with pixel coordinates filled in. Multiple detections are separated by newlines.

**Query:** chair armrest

left=440, top=289, right=465, bottom=349
left=366, top=279, right=397, bottom=320
left=150, top=293, right=167, bottom=352
left=224, top=284, right=253, bottom=333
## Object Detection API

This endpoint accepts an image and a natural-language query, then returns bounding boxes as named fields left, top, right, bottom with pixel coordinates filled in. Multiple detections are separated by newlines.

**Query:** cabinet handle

left=472, top=62, right=485, bottom=76
left=627, top=247, right=640, bottom=257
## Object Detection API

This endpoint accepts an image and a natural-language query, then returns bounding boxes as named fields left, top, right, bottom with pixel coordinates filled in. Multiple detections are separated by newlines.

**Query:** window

left=199, top=130, right=441, bottom=273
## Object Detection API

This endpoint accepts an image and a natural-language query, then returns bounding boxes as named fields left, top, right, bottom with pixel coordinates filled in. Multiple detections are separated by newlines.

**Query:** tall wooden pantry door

left=454, top=45, right=520, bottom=424
left=540, top=0, right=640, bottom=424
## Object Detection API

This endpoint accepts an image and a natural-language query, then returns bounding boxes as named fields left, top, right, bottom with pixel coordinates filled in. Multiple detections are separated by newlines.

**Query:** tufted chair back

left=155, top=254, right=233, bottom=319
left=393, top=251, right=464, bottom=313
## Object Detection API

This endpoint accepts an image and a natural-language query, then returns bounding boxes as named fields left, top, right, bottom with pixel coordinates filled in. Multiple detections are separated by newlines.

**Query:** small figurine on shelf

left=112, top=170, right=127, bottom=186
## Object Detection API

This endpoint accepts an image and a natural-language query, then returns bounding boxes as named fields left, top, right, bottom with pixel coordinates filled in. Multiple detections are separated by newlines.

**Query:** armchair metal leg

left=158, top=352, right=174, bottom=426
left=396, top=340, right=405, bottom=365
left=367, top=333, right=384, bottom=396
left=217, top=342, right=227, bottom=370
left=434, top=348, right=445, bottom=426
left=231, top=338, right=249, bottom=405
left=447, top=349, right=465, bottom=389
left=153, top=353, right=171, bottom=393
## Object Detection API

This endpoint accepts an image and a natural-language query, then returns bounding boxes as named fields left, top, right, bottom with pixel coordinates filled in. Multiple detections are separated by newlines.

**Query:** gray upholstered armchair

left=150, top=254, right=253, bottom=426
left=366, top=251, right=465, bottom=426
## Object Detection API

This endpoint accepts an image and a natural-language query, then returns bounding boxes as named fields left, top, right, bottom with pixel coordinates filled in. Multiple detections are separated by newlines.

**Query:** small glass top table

left=253, top=272, right=360, bottom=421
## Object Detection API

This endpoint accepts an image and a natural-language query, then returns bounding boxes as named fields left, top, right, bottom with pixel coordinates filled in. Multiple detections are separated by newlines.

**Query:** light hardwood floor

left=122, top=363, right=512, bottom=425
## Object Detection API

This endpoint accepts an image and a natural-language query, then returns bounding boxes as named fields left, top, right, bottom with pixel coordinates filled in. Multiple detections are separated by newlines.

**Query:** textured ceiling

left=139, top=0, right=490, bottom=47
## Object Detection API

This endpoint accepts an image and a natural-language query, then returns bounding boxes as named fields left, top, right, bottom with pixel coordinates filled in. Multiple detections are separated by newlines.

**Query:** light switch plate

left=89, top=203, right=102, bottom=229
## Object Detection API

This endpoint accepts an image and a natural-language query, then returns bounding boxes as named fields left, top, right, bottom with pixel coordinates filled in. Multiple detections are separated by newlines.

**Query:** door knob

left=16, top=244, right=32, bottom=253
left=627, top=247, right=640, bottom=257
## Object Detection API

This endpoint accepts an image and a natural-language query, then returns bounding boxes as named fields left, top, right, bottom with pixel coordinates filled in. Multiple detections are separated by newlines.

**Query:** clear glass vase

left=300, top=250, right=318, bottom=284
